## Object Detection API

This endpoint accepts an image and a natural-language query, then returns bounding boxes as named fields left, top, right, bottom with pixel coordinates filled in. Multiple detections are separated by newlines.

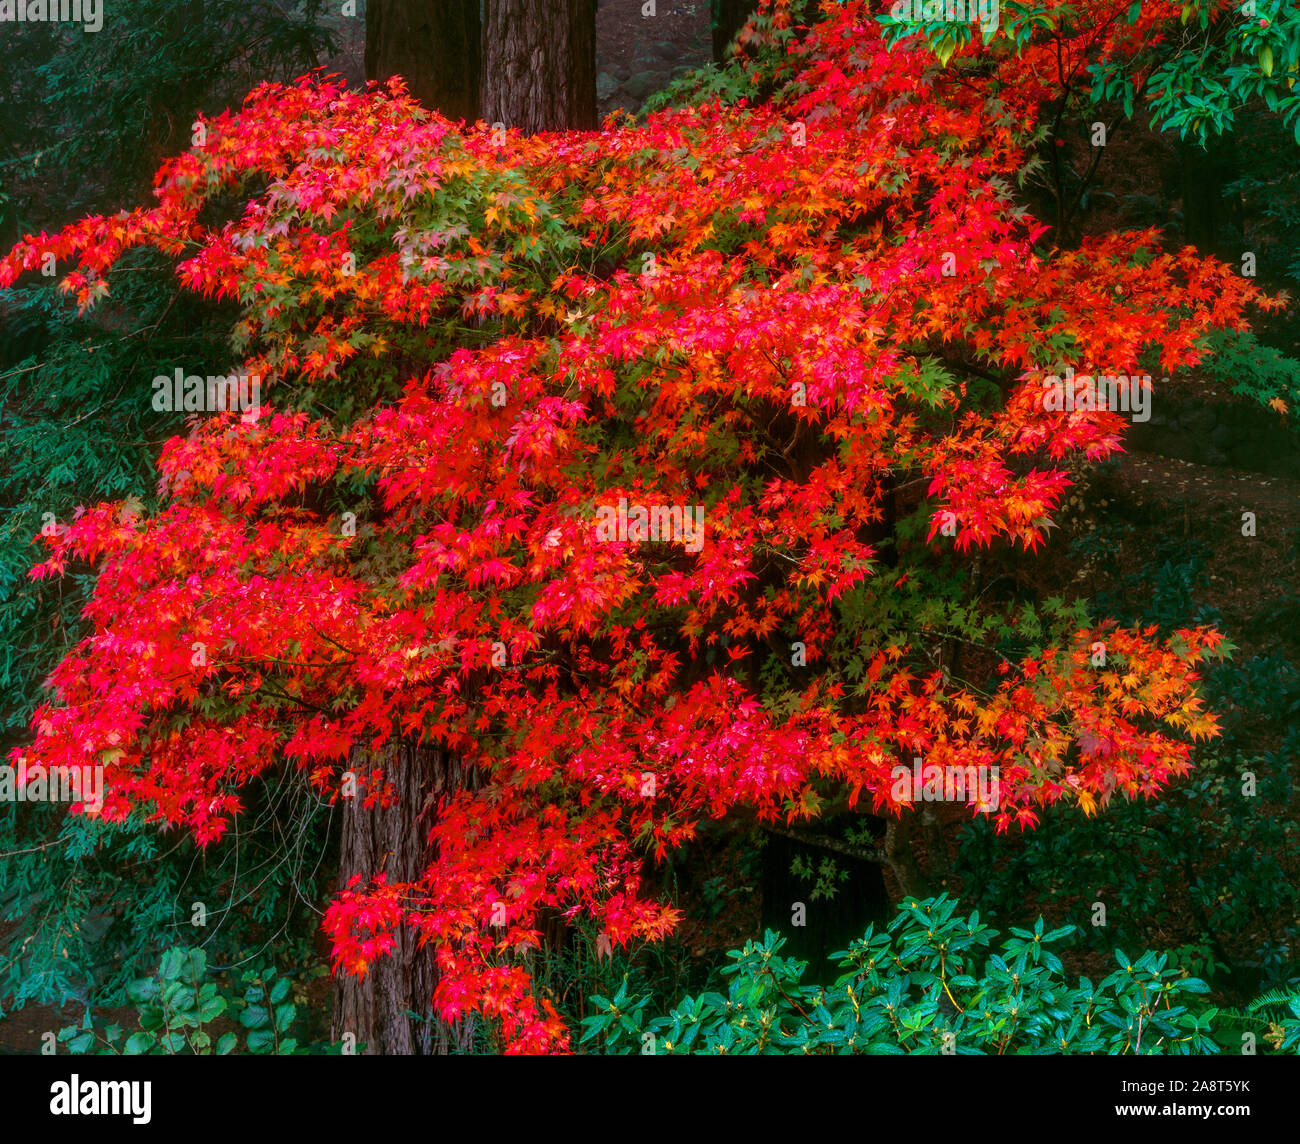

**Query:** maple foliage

left=872, top=0, right=1300, bottom=146
left=2, top=0, right=1283, bottom=1051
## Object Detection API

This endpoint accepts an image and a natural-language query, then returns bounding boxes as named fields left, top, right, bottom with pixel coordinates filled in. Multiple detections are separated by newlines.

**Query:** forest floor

left=597, top=0, right=712, bottom=119
left=0, top=920, right=129, bottom=1054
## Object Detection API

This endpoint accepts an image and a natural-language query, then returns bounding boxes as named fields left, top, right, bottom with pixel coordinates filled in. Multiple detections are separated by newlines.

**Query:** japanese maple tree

left=2, top=0, right=1282, bottom=1051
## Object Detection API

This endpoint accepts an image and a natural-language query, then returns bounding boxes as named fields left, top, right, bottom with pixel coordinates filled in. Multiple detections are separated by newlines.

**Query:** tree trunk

left=365, top=0, right=482, bottom=123
left=882, top=810, right=930, bottom=900
left=482, top=0, right=597, bottom=133
left=712, top=0, right=759, bottom=62
left=331, top=740, right=474, bottom=1055
left=920, top=806, right=950, bottom=887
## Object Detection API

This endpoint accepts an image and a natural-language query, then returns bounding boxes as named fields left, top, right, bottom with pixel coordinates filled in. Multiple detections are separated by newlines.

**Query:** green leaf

left=124, top=1032, right=154, bottom=1056
left=246, top=1028, right=276, bottom=1054
left=239, top=1004, right=270, bottom=1029
left=273, top=1003, right=295, bottom=1033
left=138, top=1007, right=165, bottom=1032
left=125, top=979, right=159, bottom=1004
left=66, top=1031, right=95, bottom=1053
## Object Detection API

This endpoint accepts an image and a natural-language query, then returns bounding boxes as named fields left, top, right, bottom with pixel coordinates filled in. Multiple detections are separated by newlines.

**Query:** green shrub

left=584, top=895, right=1300, bottom=1054
left=1198, top=326, right=1300, bottom=416
left=57, top=946, right=337, bottom=1055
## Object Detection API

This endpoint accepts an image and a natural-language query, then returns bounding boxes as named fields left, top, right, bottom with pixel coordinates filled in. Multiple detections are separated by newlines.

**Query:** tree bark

left=920, top=806, right=950, bottom=887
left=882, top=810, right=931, bottom=900
left=365, top=0, right=482, bottom=123
left=331, top=740, right=474, bottom=1055
left=482, top=0, right=597, bottom=133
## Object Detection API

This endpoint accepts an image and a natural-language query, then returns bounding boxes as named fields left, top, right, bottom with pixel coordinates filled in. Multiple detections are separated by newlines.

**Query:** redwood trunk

left=365, top=0, right=482, bottom=122
left=331, top=741, right=474, bottom=1055
left=481, top=0, right=597, bottom=133
left=883, top=810, right=931, bottom=901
